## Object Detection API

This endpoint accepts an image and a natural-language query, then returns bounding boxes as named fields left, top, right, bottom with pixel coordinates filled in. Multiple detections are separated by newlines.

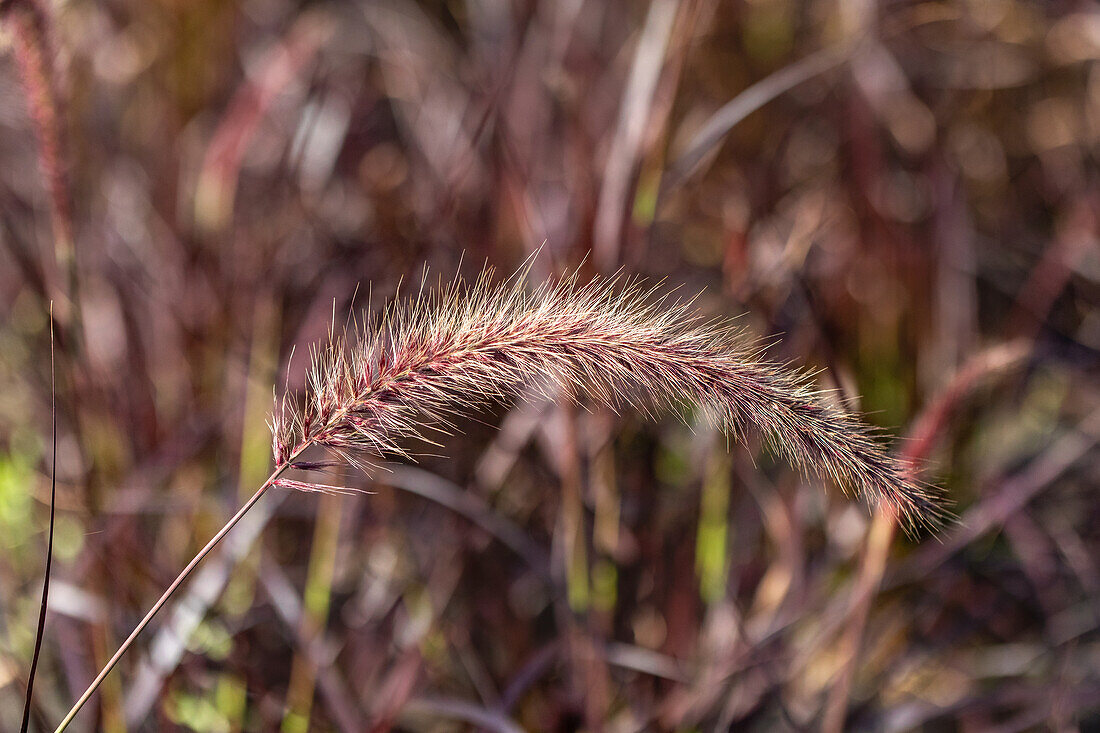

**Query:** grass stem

left=52, top=453, right=301, bottom=733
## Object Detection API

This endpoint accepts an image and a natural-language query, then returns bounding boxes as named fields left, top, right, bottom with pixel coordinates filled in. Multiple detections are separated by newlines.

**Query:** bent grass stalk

left=55, top=267, right=941, bottom=731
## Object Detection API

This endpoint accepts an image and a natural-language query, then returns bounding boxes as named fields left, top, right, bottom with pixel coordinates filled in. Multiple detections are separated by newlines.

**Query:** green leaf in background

left=0, top=430, right=40, bottom=551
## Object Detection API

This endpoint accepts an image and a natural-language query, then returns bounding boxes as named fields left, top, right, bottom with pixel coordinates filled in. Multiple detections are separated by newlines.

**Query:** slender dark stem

left=20, top=304, right=56, bottom=733
left=52, top=450, right=302, bottom=733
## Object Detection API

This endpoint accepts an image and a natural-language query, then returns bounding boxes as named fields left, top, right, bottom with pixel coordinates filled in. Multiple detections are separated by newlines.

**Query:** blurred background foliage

left=1, top=0, right=1099, bottom=730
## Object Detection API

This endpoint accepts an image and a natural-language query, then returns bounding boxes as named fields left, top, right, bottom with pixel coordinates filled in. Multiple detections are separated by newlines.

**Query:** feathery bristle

left=272, top=267, right=944, bottom=532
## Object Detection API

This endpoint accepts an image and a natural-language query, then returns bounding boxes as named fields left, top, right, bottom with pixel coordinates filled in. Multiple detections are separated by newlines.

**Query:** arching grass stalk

left=55, top=266, right=942, bottom=731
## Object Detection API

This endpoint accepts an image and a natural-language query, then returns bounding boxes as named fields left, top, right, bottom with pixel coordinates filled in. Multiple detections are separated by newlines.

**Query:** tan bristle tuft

left=272, top=267, right=945, bottom=532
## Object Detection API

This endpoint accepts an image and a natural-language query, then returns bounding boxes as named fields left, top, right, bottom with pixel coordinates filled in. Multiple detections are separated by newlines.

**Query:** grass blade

left=20, top=303, right=57, bottom=733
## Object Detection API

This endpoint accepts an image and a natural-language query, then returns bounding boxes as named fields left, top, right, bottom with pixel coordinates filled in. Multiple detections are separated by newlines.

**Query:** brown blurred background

left=1, top=0, right=1099, bottom=730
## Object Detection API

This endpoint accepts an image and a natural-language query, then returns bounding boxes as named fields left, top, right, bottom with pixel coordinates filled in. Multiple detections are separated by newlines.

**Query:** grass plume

left=273, top=267, right=942, bottom=530
left=1, top=0, right=75, bottom=306
left=54, top=264, right=942, bottom=732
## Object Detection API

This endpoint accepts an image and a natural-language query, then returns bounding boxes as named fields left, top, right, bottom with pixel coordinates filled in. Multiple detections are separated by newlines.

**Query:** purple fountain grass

left=1, top=0, right=74, bottom=304
left=273, top=268, right=943, bottom=530
left=55, top=264, right=942, bottom=732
